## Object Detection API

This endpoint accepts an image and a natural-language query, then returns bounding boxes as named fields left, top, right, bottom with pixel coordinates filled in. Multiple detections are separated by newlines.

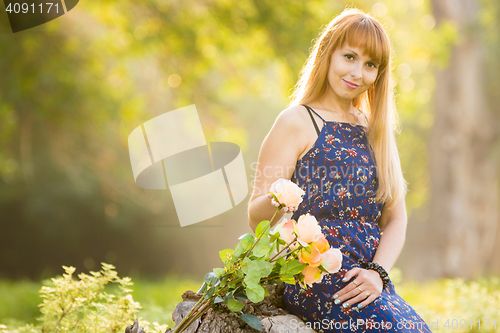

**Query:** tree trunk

left=420, top=0, right=500, bottom=279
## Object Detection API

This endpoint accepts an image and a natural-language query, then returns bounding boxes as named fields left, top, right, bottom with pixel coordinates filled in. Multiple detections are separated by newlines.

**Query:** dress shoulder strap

left=291, top=105, right=323, bottom=182
left=301, top=105, right=324, bottom=135
left=358, top=109, right=370, bottom=127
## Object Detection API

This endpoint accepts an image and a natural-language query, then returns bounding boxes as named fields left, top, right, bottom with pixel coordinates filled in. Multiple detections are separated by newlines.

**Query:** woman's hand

left=267, top=193, right=298, bottom=213
left=332, top=267, right=383, bottom=309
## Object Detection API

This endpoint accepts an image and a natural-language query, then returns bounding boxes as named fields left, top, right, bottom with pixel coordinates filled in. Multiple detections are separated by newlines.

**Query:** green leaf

left=241, top=257, right=252, bottom=275
left=254, top=260, right=273, bottom=277
left=204, top=272, right=219, bottom=287
left=269, top=231, right=280, bottom=243
left=197, top=282, right=208, bottom=294
left=224, top=291, right=234, bottom=303
left=280, top=275, right=296, bottom=284
left=213, top=268, right=225, bottom=278
left=214, top=296, right=224, bottom=304
left=240, top=314, right=262, bottom=331
left=219, top=276, right=228, bottom=288
left=233, top=288, right=248, bottom=301
left=235, top=234, right=255, bottom=257
left=236, top=269, right=245, bottom=279
left=255, top=220, right=270, bottom=239
left=243, top=270, right=261, bottom=287
left=252, top=237, right=272, bottom=258
left=245, top=284, right=266, bottom=303
left=226, top=298, right=244, bottom=312
left=219, top=249, right=234, bottom=264
left=228, top=278, right=239, bottom=289
left=239, top=233, right=255, bottom=246
left=280, top=260, right=306, bottom=277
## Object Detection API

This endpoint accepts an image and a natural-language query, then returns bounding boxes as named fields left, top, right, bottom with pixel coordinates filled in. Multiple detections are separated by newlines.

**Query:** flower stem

left=243, top=206, right=281, bottom=261
left=269, top=236, right=298, bottom=262
left=173, top=288, right=211, bottom=333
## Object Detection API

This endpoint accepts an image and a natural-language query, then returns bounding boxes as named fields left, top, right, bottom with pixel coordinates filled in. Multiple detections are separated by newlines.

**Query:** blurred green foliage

left=1, top=0, right=499, bottom=279
left=1, top=267, right=500, bottom=332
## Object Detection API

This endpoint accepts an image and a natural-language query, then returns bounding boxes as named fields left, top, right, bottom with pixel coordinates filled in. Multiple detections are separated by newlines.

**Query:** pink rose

left=278, top=219, right=296, bottom=244
left=320, top=248, right=343, bottom=274
left=294, top=213, right=322, bottom=246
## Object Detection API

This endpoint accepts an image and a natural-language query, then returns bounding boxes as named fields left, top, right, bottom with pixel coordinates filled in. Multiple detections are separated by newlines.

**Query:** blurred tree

left=419, top=0, right=500, bottom=279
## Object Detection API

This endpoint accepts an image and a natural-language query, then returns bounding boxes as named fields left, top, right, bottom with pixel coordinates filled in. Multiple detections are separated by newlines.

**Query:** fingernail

left=333, top=294, right=338, bottom=299
left=342, top=277, right=347, bottom=282
left=334, top=299, right=340, bottom=305
left=342, top=302, right=349, bottom=308
left=358, top=304, right=363, bottom=309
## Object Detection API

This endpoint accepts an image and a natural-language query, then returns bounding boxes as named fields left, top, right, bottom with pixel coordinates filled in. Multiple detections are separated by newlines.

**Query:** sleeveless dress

left=283, top=105, right=431, bottom=333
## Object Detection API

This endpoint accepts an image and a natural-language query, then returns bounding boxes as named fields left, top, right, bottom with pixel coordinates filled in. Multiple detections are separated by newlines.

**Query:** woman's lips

left=343, top=79, right=359, bottom=89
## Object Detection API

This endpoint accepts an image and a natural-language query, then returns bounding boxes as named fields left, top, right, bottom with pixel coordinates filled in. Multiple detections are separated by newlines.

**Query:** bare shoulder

left=248, top=105, right=308, bottom=204
left=272, top=104, right=310, bottom=153
left=274, top=104, right=309, bottom=130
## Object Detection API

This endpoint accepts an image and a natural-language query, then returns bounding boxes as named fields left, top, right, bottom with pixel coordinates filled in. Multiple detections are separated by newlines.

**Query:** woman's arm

left=372, top=199, right=408, bottom=272
left=330, top=198, right=408, bottom=309
left=248, top=106, right=306, bottom=232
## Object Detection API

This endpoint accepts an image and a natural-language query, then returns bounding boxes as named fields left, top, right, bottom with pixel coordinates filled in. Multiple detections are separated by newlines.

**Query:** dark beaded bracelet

left=357, top=259, right=390, bottom=290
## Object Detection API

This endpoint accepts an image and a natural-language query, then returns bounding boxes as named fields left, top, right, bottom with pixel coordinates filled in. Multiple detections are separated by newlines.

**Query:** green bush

left=0, top=263, right=167, bottom=333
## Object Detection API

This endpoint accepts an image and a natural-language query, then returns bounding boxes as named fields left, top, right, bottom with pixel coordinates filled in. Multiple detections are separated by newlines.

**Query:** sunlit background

left=1, top=0, right=500, bottom=331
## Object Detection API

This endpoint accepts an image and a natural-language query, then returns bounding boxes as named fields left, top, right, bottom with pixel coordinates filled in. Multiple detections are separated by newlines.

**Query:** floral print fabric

left=283, top=106, right=431, bottom=332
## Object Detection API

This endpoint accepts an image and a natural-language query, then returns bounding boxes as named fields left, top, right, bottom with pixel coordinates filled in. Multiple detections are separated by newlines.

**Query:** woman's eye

left=345, top=54, right=354, bottom=60
left=368, top=63, right=377, bottom=68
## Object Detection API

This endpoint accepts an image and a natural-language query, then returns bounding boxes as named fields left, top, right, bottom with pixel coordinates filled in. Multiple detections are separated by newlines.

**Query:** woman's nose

left=350, top=63, right=363, bottom=80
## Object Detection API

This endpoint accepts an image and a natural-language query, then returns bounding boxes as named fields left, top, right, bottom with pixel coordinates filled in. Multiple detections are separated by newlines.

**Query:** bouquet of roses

left=172, top=178, right=342, bottom=333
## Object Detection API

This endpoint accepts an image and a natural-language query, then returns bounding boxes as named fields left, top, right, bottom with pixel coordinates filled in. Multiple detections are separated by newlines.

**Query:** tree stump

left=166, top=284, right=316, bottom=333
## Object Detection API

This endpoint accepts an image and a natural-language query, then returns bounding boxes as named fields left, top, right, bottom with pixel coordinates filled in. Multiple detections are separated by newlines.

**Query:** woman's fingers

left=333, top=268, right=362, bottom=299
left=333, top=281, right=361, bottom=304
left=353, top=293, right=379, bottom=309
left=268, top=194, right=298, bottom=212
left=341, top=267, right=362, bottom=283
left=335, top=283, right=379, bottom=308
left=338, top=290, right=368, bottom=309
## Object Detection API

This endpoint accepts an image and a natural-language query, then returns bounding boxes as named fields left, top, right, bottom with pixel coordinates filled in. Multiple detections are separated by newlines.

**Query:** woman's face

left=326, top=44, right=379, bottom=101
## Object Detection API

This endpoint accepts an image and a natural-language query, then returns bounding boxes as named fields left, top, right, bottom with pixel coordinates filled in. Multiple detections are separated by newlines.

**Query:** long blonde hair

left=288, top=6, right=407, bottom=208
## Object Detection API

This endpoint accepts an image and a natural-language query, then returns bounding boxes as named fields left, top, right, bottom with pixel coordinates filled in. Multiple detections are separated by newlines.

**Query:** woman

left=247, top=6, right=432, bottom=333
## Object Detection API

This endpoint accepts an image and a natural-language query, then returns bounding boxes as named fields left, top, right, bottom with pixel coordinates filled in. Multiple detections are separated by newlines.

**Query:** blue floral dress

left=283, top=105, right=431, bottom=333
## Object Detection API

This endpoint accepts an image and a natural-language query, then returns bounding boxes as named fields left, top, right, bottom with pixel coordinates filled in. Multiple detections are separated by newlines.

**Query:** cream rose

left=268, top=178, right=305, bottom=212
left=294, top=213, right=323, bottom=247
left=320, top=248, right=343, bottom=274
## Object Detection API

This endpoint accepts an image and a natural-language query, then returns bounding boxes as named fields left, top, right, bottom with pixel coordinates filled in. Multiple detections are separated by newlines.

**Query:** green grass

left=1, top=270, right=500, bottom=332
left=392, top=268, right=500, bottom=332
left=131, top=275, right=202, bottom=329
left=0, top=279, right=41, bottom=329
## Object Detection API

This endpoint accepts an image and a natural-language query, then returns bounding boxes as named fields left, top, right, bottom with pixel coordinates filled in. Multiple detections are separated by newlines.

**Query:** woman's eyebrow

left=345, top=48, right=378, bottom=63
left=345, top=48, right=359, bottom=56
